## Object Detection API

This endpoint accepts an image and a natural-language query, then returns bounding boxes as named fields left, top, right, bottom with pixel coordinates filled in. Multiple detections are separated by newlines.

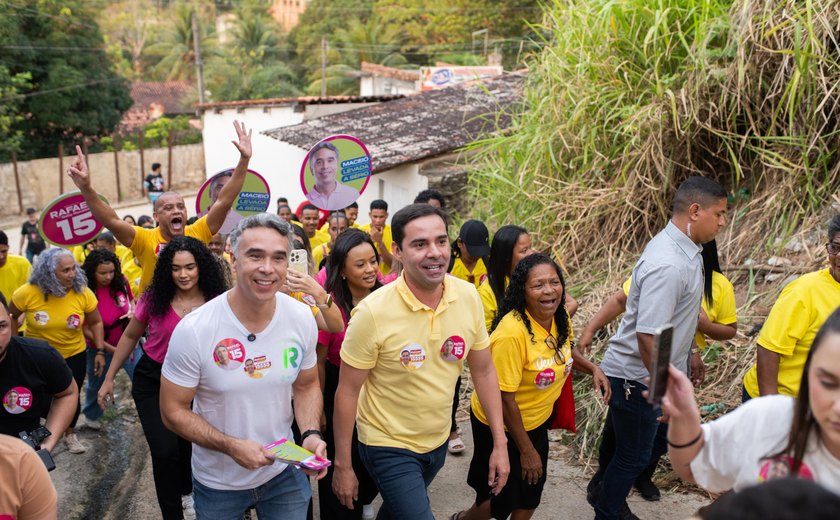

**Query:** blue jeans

left=83, top=343, right=143, bottom=421
left=595, top=377, right=661, bottom=520
left=193, top=466, right=311, bottom=520
left=358, top=442, right=447, bottom=520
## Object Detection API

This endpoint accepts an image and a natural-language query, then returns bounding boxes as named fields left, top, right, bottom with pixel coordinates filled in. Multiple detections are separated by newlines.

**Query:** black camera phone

left=646, top=325, right=674, bottom=408
left=19, top=426, right=56, bottom=471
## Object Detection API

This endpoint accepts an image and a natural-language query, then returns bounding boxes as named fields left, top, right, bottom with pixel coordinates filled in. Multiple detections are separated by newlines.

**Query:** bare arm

left=565, top=293, right=579, bottom=318
left=292, top=365, right=329, bottom=478
left=19, top=234, right=26, bottom=254
left=578, top=289, right=627, bottom=355
left=662, top=366, right=704, bottom=484
left=286, top=270, right=343, bottom=333
left=698, top=309, right=737, bottom=341
left=160, top=376, right=275, bottom=470
left=499, top=391, right=542, bottom=486
left=43, top=381, right=78, bottom=453
left=67, top=145, right=136, bottom=247
left=571, top=347, right=611, bottom=403
left=637, top=331, right=655, bottom=373
left=756, top=346, right=780, bottom=396
left=97, top=316, right=146, bottom=407
left=205, top=121, right=252, bottom=235
left=332, top=362, right=369, bottom=509
left=468, top=347, right=510, bottom=495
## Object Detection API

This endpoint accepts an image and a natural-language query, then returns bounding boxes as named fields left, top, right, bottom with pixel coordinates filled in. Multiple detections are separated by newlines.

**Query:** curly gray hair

left=29, top=248, right=87, bottom=297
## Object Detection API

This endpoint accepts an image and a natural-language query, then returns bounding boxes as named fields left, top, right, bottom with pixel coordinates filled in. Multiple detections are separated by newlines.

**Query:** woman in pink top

left=317, top=229, right=383, bottom=519
left=81, top=249, right=135, bottom=429
left=98, top=236, right=226, bottom=520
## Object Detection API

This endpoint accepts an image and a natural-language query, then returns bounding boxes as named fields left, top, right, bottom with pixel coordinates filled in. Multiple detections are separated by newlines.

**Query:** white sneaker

left=64, top=433, right=87, bottom=454
left=362, top=504, right=375, bottom=520
left=83, top=418, right=101, bottom=430
left=182, top=494, right=196, bottom=520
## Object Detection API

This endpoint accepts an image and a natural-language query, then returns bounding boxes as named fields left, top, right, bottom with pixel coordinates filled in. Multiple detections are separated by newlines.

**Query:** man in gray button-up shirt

left=591, top=177, right=728, bottom=520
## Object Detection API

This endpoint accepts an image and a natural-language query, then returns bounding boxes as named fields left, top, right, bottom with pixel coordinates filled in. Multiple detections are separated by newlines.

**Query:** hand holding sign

left=39, top=192, right=108, bottom=247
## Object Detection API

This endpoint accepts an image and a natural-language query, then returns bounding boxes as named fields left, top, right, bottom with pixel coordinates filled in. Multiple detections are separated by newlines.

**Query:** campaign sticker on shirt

left=117, top=294, right=127, bottom=308
left=399, top=344, right=426, bottom=371
left=3, top=387, right=33, bottom=414
left=66, top=314, right=81, bottom=329
left=243, top=352, right=272, bottom=380
left=33, top=311, right=49, bottom=326
left=214, top=338, right=246, bottom=370
left=39, top=191, right=109, bottom=247
left=300, top=135, right=371, bottom=211
left=535, top=368, right=556, bottom=390
left=196, top=169, right=271, bottom=234
left=758, top=455, right=814, bottom=482
left=440, top=335, right=466, bottom=361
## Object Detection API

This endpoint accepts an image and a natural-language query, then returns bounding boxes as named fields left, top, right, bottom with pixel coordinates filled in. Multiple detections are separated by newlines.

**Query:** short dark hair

left=276, top=197, right=288, bottom=204
left=414, top=189, right=446, bottom=208
left=391, top=203, right=448, bottom=249
left=0, top=230, right=7, bottom=246
left=310, top=141, right=339, bottom=158
left=345, top=202, right=358, bottom=210
left=301, top=204, right=320, bottom=215
left=370, top=199, right=388, bottom=212
left=26, top=207, right=36, bottom=215
left=699, top=477, right=840, bottom=520
left=672, top=176, right=727, bottom=214
left=96, top=231, right=116, bottom=245
left=151, top=162, right=161, bottom=171
left=828, top=214, right=840, bottom=242
left=328, top=211, right=348, bottom=225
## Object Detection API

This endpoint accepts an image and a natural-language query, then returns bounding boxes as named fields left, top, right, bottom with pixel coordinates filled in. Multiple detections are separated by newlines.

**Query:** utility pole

left=321, top=38, right=327, bottom=97
left=192, top=10, right=206, bottom=104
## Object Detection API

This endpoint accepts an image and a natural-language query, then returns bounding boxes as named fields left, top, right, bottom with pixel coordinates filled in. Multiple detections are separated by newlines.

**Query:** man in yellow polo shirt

left=67, top=121, right=253, bottom=294
left=743, top=214, right=840, bottom=399
left=359, top=199, right=394, bottom=275
left=332, top=204, right=510, bottom=518
left=0, top=231, right=31, bottom=307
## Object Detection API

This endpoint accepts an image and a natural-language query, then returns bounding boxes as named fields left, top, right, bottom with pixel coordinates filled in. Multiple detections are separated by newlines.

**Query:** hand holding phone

left=647, top=324, right=674, bottom=407
left=289, top=249, right=309, bottom=275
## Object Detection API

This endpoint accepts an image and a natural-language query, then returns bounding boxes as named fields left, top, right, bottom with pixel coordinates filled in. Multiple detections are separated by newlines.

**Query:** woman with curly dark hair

left=454, top=253, right=610, bottom=520
left=80, top=249, right=137, bottom=429
left=98, top=236, right=225, bottom=520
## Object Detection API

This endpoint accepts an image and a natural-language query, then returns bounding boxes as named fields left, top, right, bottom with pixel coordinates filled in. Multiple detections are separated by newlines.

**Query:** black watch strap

left=300, top=429, right=323, bottom=444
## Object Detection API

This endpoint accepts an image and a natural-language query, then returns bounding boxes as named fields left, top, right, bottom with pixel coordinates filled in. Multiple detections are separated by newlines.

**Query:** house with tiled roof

left=118, top=81, right=194, bottom=132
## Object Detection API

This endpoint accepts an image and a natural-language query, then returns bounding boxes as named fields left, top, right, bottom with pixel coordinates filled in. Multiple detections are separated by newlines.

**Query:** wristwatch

left=315, top=294, right=333, bottom=309
left=300, top=429, right=323, bottom=444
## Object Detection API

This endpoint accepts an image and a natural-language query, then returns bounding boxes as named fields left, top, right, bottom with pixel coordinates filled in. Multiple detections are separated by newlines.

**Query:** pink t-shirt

left=134, top=292, right=182, bottom=364
left=94, top=281, right=133, bottom=347
left=318, top=303, right=348, bottom=367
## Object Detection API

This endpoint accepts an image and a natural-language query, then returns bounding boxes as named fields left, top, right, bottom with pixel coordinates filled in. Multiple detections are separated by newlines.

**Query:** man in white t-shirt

left=160, top=213, right=327, bottom=520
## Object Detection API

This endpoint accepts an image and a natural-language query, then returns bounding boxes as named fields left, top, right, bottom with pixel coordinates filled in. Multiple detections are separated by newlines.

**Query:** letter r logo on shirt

left=283, top=347, right=299, bottom=369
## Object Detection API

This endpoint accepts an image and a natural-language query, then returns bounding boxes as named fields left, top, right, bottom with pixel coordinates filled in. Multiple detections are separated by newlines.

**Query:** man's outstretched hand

left=232, top=120, right=252, bottom=159
left=67, top=145, right=91, bottom=190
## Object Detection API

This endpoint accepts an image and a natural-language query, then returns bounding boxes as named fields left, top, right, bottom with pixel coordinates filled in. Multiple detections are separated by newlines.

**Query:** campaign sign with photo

left=39, top=192, right=108, bottom=247
left=299, top=135, right=371, bottom=211
left=195, top=168, right=271, bottom=234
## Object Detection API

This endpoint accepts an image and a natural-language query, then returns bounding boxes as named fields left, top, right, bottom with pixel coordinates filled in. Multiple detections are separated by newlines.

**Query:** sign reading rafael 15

left=419, top=66, right=503, bottom=91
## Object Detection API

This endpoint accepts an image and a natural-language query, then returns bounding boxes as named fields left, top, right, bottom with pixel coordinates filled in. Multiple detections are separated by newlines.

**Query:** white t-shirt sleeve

left=300, top=309, right=318, bottom=371
left=690, top=396, right=792, bottom=492
left=161, top=317, right=202, bottom=388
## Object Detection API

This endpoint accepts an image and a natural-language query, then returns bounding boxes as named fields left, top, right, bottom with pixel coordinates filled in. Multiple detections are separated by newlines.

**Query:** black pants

left=451, top=375, right=462, bottom=434
left=594, top=407, right=668, bottom=485
left=65, top=350, right=87, bottom=429
left=318, top=361, right=378, bottom=519
left=132, top=354, right=192, bottom=520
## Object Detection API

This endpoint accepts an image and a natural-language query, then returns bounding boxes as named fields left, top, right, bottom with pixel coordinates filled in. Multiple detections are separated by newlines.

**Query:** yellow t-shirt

left=743, top=268, right=840, bottom=398
left=130, top=217, right=213, bottom=295
left=11, top=283, right=98, bottom=359
left=359, top=224, right=393, bottom=275
left=449, top=257, right=487, bottom=289
left=0, top=255, right=31, bottom=305
left=312, top=243, right=331, bottom=270
left=288, top=291, right=321, bottom=317
left=472, top=310, right=572, bottom=431
left=478, top=277, right=510, bottom=331
left=341, top=274, right=490, bottom=453
left=72, top=245, right=88, bottom=264
left=622, top=271, right=737, bottom=350
left=122, top=257, right=143, bottom=299
left=309, top=229, right=330, bottom=250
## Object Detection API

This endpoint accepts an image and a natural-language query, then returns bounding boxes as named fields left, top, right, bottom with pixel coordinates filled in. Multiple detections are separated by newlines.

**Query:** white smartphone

left=289, top=249, right=309, bottom=274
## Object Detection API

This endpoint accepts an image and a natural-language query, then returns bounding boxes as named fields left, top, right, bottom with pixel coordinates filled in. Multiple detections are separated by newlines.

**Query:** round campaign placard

left=39, top=191, right=109, bottom=247
left=300, top=135, right=371, bottom=211
left=195, top=169, right=271, bottom=234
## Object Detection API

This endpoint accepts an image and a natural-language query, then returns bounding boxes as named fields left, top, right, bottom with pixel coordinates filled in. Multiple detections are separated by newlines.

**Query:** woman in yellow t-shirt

left=449, top=220, right=490, bottom=288
left=9, top=248, right=105, bottom=455
left=454, top=253, right=609, bottom=520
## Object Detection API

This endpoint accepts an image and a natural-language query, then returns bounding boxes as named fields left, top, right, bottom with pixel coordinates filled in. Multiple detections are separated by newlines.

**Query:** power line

left=0, top=77, right=126, bottom=103
left=0, top=0, right=101, bottom=31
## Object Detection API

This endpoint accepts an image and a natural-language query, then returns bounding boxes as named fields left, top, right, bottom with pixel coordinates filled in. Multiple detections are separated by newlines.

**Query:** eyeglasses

left=827, top=243, right=840, bottom=255
left=545, top=335, right=566, bottom=365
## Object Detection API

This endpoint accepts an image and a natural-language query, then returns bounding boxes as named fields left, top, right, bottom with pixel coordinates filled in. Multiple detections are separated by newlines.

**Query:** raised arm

left=205, top=121, right=252, bottom=235
left=67, top=145, right=136, bottom=247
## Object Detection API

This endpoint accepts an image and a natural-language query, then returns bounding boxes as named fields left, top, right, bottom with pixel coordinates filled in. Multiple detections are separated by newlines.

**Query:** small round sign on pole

left=39, top=191, right=108, bottom=247
left=300, top=135, right=371, bottom=211
left=195, top=168, right=271, bottom=234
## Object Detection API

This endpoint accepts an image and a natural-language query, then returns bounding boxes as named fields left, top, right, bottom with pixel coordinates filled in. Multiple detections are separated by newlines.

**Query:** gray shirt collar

left=665, top=220, right=703, bottom=259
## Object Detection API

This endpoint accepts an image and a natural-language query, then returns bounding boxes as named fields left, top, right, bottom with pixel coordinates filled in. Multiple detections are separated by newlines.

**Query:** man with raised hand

left=67, top=121, right=252, bottom=294
left=160, top=213, right=326, bottom=519
left=332, top=203, right=510, bottom=518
